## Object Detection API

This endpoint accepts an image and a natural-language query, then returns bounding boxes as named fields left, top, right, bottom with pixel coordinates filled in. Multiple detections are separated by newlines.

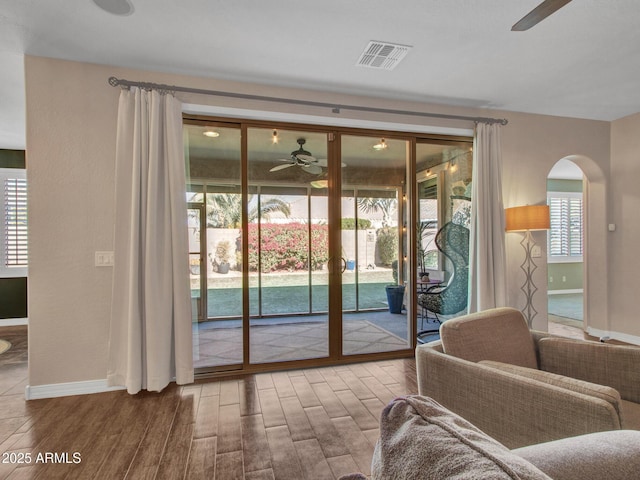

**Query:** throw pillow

left=372, top=395, right=552, bottom=479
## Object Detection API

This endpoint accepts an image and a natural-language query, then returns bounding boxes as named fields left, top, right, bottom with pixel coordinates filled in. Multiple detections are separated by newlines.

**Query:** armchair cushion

left=372, top=395, right=551, bottom=480
left=440, top=307, right=538, bottom=369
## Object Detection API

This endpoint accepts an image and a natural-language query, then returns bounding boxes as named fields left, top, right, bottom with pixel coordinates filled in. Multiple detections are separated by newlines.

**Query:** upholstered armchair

left=415, top=307, right=640, bottom=448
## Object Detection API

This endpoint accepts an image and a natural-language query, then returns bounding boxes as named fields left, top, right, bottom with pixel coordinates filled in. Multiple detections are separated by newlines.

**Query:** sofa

left=340, top=395, right=640, bottom=480
left=415, top=307, right=640, bottom=448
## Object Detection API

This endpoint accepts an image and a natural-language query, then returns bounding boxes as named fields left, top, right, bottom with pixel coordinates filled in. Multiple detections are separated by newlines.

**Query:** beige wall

left=25, top=55, right=616, bottom=387
left=610, top=113, right=640, bottom=338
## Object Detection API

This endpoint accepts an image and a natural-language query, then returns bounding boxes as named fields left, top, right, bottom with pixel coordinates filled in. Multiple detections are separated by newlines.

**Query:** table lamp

left=505, top=205, right=550, bottom=327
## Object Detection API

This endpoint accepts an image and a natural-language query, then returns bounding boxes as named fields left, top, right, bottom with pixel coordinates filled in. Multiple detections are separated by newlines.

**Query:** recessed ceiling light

left=203, top=130, right=220, bottom=138
left=92, top=0, right=134, bottom=16
left=373, top=139, right=388, bottom=151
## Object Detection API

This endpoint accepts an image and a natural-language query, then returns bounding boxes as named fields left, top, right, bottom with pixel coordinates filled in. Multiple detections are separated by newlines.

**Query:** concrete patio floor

left=193, top=297, right=584, bottom=369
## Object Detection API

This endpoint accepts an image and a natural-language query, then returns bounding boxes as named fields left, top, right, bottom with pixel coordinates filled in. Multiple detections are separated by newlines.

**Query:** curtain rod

left=108, top=76, right=508, bottom=126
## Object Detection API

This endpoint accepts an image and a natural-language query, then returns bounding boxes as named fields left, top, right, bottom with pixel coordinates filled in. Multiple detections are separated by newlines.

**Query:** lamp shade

left=505, top=205, right=550, bottom=232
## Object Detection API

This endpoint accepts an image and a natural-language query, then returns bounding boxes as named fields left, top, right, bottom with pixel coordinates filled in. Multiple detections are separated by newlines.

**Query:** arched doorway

left=546, top=155, right=609, bottom=337
left=547, top=159, right=584, bottom=335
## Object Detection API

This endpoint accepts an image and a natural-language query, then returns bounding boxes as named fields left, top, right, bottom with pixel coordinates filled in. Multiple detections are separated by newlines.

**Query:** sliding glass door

left=185, top=119, right=428, bottom=373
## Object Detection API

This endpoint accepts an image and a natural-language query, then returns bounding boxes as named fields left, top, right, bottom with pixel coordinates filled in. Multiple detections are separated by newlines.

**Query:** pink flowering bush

left=247, top=223, right=329, bottom=272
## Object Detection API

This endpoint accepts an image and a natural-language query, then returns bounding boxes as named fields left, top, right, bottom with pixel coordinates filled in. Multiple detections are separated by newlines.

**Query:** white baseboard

left=586, top=327, right=640, bottom=346
left=0, top=318, right=28, bottom=327
left=25, top=379, right=125, bottom=400
left=548, top=289, right=583, bottom=295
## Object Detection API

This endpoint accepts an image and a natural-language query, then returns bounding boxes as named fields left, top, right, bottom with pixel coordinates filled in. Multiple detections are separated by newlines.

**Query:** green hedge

left=341, top=218, right=372, bottom=230
left=376, top=227, right=398, bottom=266
left=248, top=223, right=329, bottom=272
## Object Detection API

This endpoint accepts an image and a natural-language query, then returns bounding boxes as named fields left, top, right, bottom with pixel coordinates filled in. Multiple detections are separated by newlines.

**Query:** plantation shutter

left=568, top=197, right=583, bottom=256
left=4, top=177, right=28, bottom=266
left=548, top=194, right=582, bottom=259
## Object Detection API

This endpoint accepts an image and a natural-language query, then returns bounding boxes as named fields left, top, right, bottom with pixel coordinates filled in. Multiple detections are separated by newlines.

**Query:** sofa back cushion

left=372, top=395, right=552, bottom=480
left=440, top=307, right=538, bottom=369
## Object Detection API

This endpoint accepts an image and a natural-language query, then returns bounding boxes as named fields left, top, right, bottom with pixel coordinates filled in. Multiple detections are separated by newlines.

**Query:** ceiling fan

left=511, top=0, right=572, bottom=31
left=270, top=138, right=324, bottom=175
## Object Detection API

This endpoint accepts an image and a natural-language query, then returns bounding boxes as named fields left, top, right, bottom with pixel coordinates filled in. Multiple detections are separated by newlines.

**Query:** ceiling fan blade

left=511, top=0, right=572, bottom=31
left=302, top=165, right=323, bottom=175
left=296, top=154, right=317, bottom=164
left=270, top=163, right=295, bottom=172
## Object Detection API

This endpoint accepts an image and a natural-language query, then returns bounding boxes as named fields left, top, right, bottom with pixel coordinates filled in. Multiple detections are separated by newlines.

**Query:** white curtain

left=467, top=122, right=507, bottom=313
left=108, top=87, right=193, bottom=394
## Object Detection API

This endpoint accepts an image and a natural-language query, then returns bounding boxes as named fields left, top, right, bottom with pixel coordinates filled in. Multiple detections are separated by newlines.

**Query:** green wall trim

left=0, top=277, right=28, bottom=319
left=0, top=150, right=26, bottom=169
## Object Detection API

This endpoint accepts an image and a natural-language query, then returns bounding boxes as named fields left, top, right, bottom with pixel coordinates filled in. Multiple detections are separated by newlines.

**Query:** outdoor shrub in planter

left=211, top=240, right=231, bottom=274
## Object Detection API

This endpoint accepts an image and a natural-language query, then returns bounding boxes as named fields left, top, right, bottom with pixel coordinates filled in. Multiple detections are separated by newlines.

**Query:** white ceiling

left=2, top=0, right=640, bottom=149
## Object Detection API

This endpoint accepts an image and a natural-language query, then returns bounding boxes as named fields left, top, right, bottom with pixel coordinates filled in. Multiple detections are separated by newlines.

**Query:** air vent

left=356, top=41, right=412, bottom=71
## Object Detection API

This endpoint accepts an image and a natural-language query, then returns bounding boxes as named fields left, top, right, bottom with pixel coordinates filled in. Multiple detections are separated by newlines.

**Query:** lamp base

left=519, top=230, right=538, bottom=328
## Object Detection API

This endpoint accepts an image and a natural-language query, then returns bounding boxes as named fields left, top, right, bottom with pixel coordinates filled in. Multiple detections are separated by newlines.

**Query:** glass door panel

left=340, top=135, right=411, bottom=355
left=206, top=185, right=243, bottom=319
left=415, top=141, right=473, bottom=338
left=185, top=123, right=243, bottom=370
left=247, top=128, right=329, bottom=364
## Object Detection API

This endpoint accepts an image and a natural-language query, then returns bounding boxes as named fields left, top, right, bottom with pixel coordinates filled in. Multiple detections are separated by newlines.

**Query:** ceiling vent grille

left=356, top=41, right=412, bottom=71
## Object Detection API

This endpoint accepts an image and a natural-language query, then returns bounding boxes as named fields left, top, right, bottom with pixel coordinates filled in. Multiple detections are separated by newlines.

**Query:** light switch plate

left=531, top=245, right=542, bottom=258
left=95, top=251, right=114, bottom=267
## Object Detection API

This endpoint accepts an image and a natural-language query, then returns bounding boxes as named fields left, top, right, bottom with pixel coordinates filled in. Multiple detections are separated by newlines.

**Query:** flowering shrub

left=247, top=223, right=329, bottom=272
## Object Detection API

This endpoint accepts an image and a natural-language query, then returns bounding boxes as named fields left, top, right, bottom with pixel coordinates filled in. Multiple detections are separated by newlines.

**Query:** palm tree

left=206, top=193, right=291, bottom=228
left=356, top=197, right=397, bottom=227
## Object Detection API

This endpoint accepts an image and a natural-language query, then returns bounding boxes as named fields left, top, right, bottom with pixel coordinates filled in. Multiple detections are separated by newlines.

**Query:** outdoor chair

left=417, top=222, right=469, bottom=339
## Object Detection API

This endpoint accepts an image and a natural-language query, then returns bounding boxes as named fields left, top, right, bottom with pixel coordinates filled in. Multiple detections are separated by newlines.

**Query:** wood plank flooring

left=0, top=326, right=418, bottom=479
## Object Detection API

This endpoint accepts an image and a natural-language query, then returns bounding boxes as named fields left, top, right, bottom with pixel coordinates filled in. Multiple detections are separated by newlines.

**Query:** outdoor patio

left=193, top=286, right=584, bottom=369
left=192, top=310, right=428, bottom=368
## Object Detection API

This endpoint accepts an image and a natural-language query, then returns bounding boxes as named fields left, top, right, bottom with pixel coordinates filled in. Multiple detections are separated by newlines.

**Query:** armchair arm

left=537, top=337, right=640, bottom=403
left=415, top=343, right=621, bottom=449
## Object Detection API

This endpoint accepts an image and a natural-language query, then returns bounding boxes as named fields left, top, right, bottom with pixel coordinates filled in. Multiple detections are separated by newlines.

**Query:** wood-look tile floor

left=0, top=326, right=417, bottom=479
left=0, top=319, right=583, bottom=479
